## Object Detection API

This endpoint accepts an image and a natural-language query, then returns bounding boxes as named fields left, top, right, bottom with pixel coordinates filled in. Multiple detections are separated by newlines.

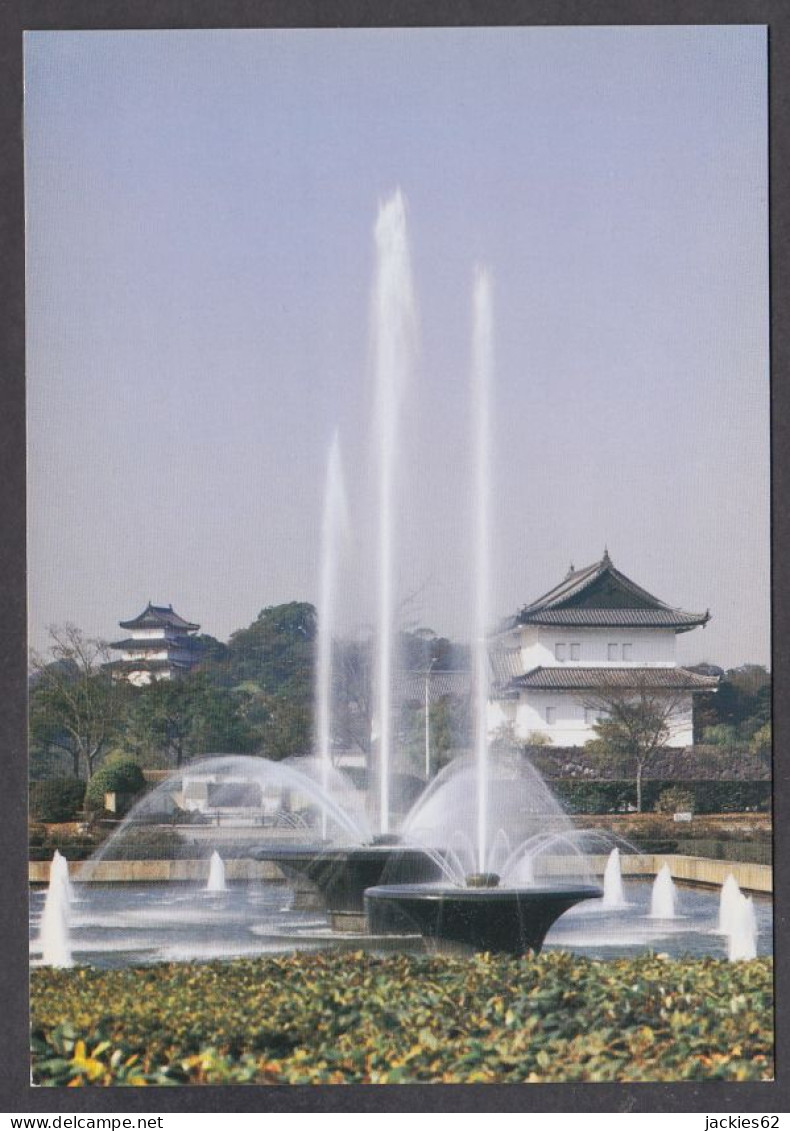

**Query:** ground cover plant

left=31, top=950, right=773, bottom=1085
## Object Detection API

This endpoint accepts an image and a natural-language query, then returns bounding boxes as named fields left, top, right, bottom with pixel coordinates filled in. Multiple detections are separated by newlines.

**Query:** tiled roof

left=500, top=552, right=709, bottom=635
left=119, top=603, right=200, bottom=632
left=397, top=670, right=471, bottom=701
left=507, top=665, right=719, bottom=692
left=508, top=608, right=707, bottom=629
left=488, top=647, right=524, bottom=684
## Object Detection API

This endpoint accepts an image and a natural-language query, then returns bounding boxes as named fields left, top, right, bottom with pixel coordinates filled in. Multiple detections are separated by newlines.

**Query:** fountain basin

left=365, top=882, right=602, bottom=955
left=249, top=844, right=442, bottom=919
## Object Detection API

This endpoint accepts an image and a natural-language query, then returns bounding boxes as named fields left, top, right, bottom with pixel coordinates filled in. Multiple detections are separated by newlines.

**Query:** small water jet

left=602, top=847, right=627, bottom=909
left=649, top=864, right=677, bottom=919
left=718, top=873, right=742, bottom=935
left=720, top=876, right=758, bottom=961
left=206, top=851, right=227, bottom=893
left=39, top=851, right=73, bottom=968
left=728, top=894, right=758, bottom=961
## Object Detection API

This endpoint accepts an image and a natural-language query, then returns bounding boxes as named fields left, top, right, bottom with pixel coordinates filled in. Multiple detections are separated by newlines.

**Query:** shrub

left=101, top=825, right=188, bottom=860
left=30, top=951, right=774, bottom=1085
left=654, top=787, right=696, bottom=815
left=29, top=778, right=86, bottom=823
left=85, top=757, right=146, bottom=814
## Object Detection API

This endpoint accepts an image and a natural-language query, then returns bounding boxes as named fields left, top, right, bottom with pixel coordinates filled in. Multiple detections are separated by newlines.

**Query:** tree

left=122, top=673, right=255, bottom=767
left=583, top=677, right=689, bottom=812
left=695, top=664, right=770, bottom=742
left=333, top=633, right=375, bottom=758
left=85, top=755, right=146, bottom=814
left=29, top=625, right=128, bottom=779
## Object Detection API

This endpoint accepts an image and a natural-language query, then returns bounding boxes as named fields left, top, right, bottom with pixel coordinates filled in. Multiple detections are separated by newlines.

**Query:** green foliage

left=554, top=779, right=771, bottom=815
left=703, top=724, right=739, bottom=747
left=101, top=825, right=188, bottom=861
left=30, top=951, right=773, bottom=1085
left=29, top=777, right=86, bottom=823
left=29, top=625, right=130, bottom=780
left=121, top=674, right=256, bottom=768
left=84, top=757, right=146, bottom=813
left=654, top=787, right=696, bottom=815
left=749, top=722, right=771, bottom=767
left=697, top=665, right=771, bottom=743
left=402, top=695, right=471, bottom=774
left=200, top=603, right=317, bottom=760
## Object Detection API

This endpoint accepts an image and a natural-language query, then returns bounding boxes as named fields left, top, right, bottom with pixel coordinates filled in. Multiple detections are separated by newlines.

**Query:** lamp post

left=424, top=657, right=437, bottom=780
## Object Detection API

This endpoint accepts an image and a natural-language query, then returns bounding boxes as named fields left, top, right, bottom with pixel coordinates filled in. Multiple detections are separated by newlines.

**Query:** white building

left=489, top=552, right=717, bottom=747
left=109, top=602, right=202, bottom=685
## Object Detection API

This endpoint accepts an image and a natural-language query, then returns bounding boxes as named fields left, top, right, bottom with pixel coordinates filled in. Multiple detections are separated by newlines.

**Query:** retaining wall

left=29, top=854, right=772, bottom=894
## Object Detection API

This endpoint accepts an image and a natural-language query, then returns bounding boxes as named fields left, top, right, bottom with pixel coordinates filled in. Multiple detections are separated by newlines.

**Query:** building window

left=607, top=643, right=618, bottom=661
left=570, top=643, right=580, bottom=661
left=584, top=707, right=597, bottom=726
left=622, top=643, right=633, bottom=661
left=545, top=705, right=556, bottom=725
left=555, top=643, right=566, bottom=662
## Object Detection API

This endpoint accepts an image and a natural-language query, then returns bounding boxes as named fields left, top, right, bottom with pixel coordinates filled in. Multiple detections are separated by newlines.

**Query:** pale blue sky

left=25, top=27, right=769, bottom=668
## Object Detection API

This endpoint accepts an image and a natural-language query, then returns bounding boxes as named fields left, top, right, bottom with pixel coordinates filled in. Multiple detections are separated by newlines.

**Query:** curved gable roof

left=502, top=552, right=710, bottom=634
left=119, top=603, right=200, bottom=632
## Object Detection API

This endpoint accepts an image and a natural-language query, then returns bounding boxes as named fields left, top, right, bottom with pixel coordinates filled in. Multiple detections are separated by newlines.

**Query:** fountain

left=728, top=894, right=758, bottom=961
left=206, top=851, right=227, bottom=893
left=719, top=875, right=758, bottom=961
left=364, top=268, right=600, bottom=954
left=649, top=864, right=677, bottom=919
left=372, top=188, right=416, bottom=837
left=602, top=847, right=628, bottom=909
left=316, top=432, right=348, bottom=840
left=39, top=850, right=73, bottom=968
left=718, top=873, right=742, bottom=934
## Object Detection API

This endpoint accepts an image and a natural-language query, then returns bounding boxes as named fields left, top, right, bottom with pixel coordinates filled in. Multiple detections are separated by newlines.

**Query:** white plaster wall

left=519, top=626, right=676, bottom=669
left=509, top=690, right=693, bottom=748
left=130, top=628, right=168, bottom=641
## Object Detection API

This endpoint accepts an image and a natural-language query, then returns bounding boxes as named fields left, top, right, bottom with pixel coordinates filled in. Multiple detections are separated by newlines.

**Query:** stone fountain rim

left=365, top=882, right=603, bottom=901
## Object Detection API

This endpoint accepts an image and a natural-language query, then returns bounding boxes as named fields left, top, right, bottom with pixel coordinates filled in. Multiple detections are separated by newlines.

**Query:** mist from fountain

left=399, top=754, right=595, bottom=888
left=316, top=432, right=348, bottom=839
left=372, top=189, right=417, bottom=836
left=206, top=850, right=227, bottom=893
left=649, top=863, right=677, bottom=919
left=40, top=850, right=73, bottom=968
left=471, top=266, right=493, bottom=874
left=79, top=755, right=373, bottom=884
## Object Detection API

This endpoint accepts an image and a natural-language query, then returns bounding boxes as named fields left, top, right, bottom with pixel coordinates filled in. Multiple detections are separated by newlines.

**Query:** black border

left=2, top=0, right=787, bottom=1114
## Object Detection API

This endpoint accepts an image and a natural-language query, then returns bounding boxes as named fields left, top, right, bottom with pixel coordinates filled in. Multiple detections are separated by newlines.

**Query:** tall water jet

left=206, top=850, right=227, bottom=893
left=372, top=189, right=417, bottom=835
left=649, top=863, right=677, bottom=919
left=315, top=432, right=348, bottom=839
left=40, top=850, right=73, bottom=968
left=471, top=266, right=493, bottom=874
left=602, top=847, right=627, bottom=908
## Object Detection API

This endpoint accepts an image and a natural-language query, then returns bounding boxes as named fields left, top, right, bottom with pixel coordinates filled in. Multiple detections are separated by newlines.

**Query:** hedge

left=553, top=779, right=772, bottom=815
